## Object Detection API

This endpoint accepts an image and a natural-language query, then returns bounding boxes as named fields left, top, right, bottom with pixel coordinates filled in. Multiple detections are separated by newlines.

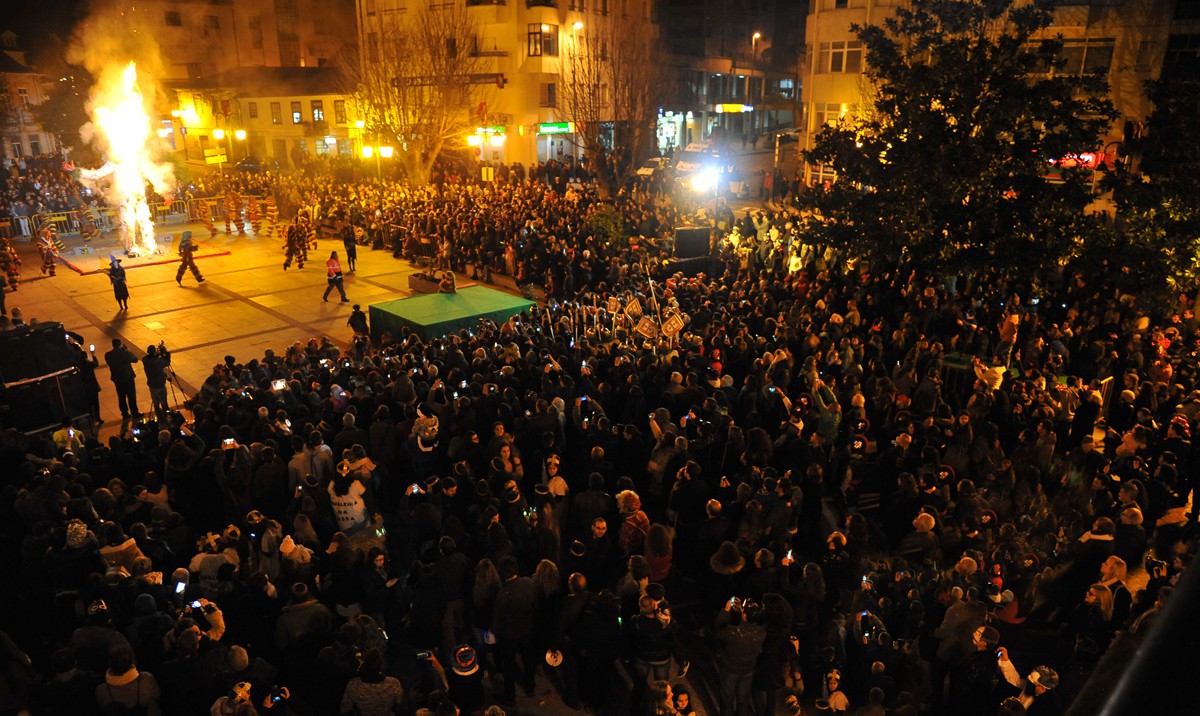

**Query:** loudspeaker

left=666, top=257, right=716, bottom=278
left=674, top=226, right=711, bottom=259
left=1, top=370, right=90, bottom=433
left=0, top=323, right=76, bottom=384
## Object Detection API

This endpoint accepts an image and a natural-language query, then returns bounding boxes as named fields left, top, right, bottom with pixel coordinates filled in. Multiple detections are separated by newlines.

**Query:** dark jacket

left=104, top=345, right=139, bottom=383
left=714, top=611, right=766, bottom=675
left=492, top=576, right=538, bottom=640
left=627, top=613, right=672, bottom=662
left=274, top=598, right=334, bottom=652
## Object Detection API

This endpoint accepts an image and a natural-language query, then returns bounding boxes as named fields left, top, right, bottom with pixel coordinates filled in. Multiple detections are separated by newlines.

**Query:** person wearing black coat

left=491, top=555, right=539, bottom=705
left=103, top=339, right=141, bottom=419
left=715, top=598, right=767, bottom=716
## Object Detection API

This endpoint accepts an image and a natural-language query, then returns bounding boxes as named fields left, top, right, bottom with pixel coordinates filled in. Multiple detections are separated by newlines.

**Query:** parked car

left=774, top=128, right=801, bottom=145
left=636, top=157, right=672, bottom=177
left=235, top=156, right=280, bottom=174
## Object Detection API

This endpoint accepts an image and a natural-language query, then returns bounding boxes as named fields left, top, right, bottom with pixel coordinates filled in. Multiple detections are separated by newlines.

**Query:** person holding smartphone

left=51, top=418, right=85, bottom=453
left=103, top=338, right=141, bottom=420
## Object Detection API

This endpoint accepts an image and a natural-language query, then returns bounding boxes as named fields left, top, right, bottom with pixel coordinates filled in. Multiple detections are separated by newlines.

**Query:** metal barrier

left=151, top=201, right=190, bottom=225
left=190, top=197, right=224, bottom=221
left=33, top=212, right=81, bottom=237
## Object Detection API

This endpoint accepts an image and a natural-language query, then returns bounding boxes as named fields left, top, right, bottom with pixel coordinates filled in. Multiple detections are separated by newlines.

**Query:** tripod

left=164, top=366, right=186, bottom=415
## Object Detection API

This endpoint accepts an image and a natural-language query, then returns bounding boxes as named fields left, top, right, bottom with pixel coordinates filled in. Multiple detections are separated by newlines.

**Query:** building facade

left=164, top=68, right=356, bottom=174
left=355, top=0, right=662, bottom=166
left=142, top=0, right=357, bottom=80
left=799, top=0, right=1200, bottom=185
left=659, top=0, right=803, bottom=153
left=0, top=31, right=54, bottom=160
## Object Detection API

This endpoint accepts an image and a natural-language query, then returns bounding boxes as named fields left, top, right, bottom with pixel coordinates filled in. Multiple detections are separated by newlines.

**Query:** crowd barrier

left=30, top=199, right=211, bottom=240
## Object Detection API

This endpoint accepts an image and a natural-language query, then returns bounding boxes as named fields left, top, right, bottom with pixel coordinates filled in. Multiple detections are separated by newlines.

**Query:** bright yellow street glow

left=212, top=128, right=225, bottom=140
left=379, top=146, right=394, bottom=158
left=467, top=135, right=483, bottom=147
left=234, top=129, right=246, bottom=141
left=362, top=146, right=374, bottom=158
left=355, top=119, right=366, bottom=129
left=489, top=134, right=506, bottom=147
left=573, top=21, right=584, bottom=30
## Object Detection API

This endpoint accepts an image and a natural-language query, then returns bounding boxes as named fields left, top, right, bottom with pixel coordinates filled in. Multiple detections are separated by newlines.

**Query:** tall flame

left=92, top=62, right=158, bottom=255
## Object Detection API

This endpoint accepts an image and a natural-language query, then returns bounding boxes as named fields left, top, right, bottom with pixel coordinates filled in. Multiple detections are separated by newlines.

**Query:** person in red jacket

left=323, top=251, right=348, bottom=302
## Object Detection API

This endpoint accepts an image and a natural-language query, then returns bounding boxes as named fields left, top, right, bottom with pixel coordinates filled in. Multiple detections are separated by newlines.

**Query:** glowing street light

left=234, top=129, right=246, bottom=141
left=362, top=146, right=374, bottom=158
left=573, top=21, right=584, bottom=30
left=379, top=146, right=394, bottom=158
left=212, top=128, right=225, bottom=140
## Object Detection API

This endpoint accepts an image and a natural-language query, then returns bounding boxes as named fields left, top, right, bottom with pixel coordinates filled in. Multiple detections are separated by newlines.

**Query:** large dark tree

left=29, top=65, right=94, bottom=157
left=1096, top=68, right=1200, bottom=307
left=800, top=0, right=1115, bottom=276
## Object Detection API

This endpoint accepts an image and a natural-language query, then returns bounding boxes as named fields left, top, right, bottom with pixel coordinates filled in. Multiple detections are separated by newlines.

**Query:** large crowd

left=0, top=150, right=1196, bottom=716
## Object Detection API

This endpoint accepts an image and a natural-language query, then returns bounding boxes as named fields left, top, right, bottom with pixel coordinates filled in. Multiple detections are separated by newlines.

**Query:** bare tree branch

left=342, top=5, right=491, bottom=185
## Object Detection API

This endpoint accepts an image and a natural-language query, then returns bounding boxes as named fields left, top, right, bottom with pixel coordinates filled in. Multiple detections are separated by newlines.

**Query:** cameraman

left=144, top=343, right=172, bottom=424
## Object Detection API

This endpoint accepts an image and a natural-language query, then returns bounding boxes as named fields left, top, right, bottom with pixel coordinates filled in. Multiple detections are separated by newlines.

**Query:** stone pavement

left=5, top=222, right=438, bottom=440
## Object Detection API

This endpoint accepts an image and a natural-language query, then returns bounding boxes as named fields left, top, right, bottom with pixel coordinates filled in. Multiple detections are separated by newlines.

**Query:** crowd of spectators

left=2, top=153, right=102, bottom=237
left=0, top=155, right=1197, bottom=716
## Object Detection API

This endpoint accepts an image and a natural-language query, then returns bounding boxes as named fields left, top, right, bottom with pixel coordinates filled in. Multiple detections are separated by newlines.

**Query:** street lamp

left=748, top=33, right=762, bottom=138
left=573, top=20, right=583, bottom=30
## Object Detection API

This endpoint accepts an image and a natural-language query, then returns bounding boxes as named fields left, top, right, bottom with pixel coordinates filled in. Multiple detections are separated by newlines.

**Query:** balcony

left=527, top=0, right=557, bottom=6
left=466, top=0, right=506, bottom=5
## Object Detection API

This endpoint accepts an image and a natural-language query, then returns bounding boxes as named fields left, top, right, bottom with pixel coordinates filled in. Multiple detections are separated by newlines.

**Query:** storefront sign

left=538, top=122, right=575, bottom=135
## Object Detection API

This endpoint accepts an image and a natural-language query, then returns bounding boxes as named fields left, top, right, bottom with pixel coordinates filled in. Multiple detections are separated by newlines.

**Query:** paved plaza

left=7, top=222, right=439, bottom=438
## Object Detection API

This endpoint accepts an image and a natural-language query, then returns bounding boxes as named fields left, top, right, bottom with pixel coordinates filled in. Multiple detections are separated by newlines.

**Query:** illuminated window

left=291, top=101, right=302, bottom=124
left=528, top=24, right=559, bottom=56
left=312, top=100, right=325, bottom=122
left=271, top=102, right=282, bottom=125
left=812, top=102, right=848, bottom=131
left=818, top=41, right=863, bottom=73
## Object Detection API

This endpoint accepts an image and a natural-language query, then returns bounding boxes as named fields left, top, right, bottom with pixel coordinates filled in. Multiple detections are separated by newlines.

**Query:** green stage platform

left=369, top=285, right=535, bottom=341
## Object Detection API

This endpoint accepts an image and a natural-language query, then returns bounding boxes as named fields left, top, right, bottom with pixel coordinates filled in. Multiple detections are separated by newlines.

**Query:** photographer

left=144, top=343, right=173, bottom=424
left=715, top=596, right=766, bottom=716
left=104, top=338, right=141, bottom=420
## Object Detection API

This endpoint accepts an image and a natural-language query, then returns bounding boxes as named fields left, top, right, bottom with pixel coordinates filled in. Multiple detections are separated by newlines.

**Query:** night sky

left=5, top=0, right=91, bottom=59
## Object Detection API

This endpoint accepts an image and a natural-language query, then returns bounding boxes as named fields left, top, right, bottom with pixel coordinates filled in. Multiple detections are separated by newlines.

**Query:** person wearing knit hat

left=210, top=681, right=253, bottom=716
left=946, top=625, right=1005, bottom=713
left=442, top=643, right=486, bottom=713
left=65, top=518, right=90, bottom=549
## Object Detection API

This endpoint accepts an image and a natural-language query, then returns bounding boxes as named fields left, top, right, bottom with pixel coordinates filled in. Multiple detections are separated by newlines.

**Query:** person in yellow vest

left=323, top=250, right=349, bottom=302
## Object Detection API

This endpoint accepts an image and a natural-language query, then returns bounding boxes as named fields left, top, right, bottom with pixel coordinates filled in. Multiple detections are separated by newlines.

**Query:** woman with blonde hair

left=1071, top=583, right=1115, bottom=649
